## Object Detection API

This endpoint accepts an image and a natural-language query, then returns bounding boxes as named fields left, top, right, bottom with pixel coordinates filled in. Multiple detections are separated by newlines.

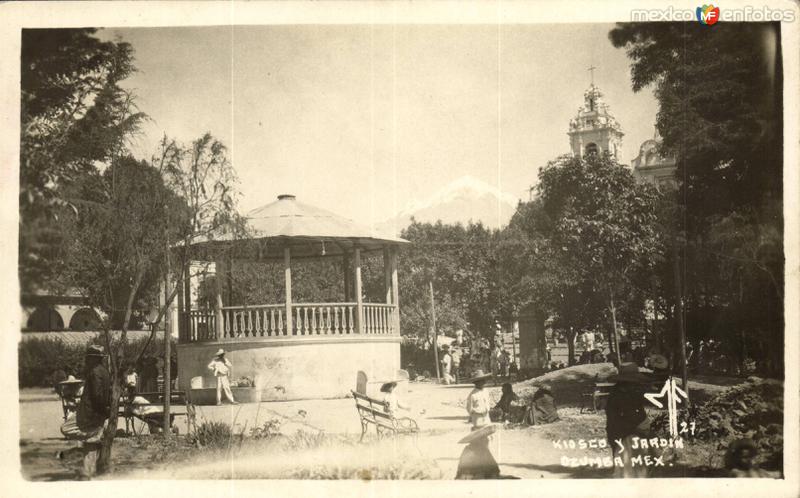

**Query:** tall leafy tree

left=610, top=22, right=784, bottom=375
left=535, top=153, right=664, bottom=364
left=398, top=220, right=502, bottom=342
left=20, top=28, right=145, bottom=290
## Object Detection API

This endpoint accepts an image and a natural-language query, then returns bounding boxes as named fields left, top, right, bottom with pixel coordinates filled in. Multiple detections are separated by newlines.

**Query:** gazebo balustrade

left=181, top=301, right=397, bottom=342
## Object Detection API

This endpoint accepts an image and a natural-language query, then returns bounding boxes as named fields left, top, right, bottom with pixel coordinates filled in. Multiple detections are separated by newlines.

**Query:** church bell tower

left=568, top=77, right=624, bottom=160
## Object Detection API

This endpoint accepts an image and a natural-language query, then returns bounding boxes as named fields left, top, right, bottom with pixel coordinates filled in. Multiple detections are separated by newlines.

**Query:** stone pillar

left=518, top=306, right=547, bottom=370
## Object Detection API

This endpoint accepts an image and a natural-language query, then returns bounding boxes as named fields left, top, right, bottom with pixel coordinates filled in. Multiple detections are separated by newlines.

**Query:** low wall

left=177, top=336, right=401, bottom=401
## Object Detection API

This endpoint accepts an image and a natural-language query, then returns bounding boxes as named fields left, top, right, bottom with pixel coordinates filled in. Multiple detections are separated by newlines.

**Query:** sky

left=101, top=23, right=659, bottom=227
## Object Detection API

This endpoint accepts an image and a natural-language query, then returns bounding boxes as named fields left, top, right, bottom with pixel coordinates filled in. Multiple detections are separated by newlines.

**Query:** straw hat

left=379, top=372, right=406, bottom=392
left=60, top=375, right=83, bottom=384
left=214, top=348, right=225, bottom=357
left=458, top=423, right=500, bottom=444
left=468, top=369, right=493, bottom=383
left=608, top=362, right=652, bottom=383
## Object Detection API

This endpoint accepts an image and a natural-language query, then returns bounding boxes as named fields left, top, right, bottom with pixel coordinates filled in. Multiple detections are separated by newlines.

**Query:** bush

left=18, top=334, right=177, bottom=388
left=652, top=377, right=784, bottom=471
left=250, top=418, right=282, bottom=439
left=189, top=421, right=234, bottom=449
left=18, top=337, right=85, bottom=388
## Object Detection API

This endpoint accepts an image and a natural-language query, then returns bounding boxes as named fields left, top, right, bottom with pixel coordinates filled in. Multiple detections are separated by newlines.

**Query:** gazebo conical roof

left=192, top=194, right=407, bottom=259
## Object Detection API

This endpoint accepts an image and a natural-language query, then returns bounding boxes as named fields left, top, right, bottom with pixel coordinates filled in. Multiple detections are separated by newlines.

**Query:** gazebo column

left=284, top=247, right=293, bottom=335
left=354, top=248, right=363, bottom=334
left=383, top=247, right=392, bottom=304
left=390, top=247, right=400, bottom=334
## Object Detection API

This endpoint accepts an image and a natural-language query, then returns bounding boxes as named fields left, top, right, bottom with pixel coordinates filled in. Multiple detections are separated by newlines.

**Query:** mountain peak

left=382, top=175, right=520, bottom=235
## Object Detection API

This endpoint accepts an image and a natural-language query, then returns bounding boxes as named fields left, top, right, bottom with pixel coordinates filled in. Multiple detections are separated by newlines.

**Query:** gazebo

left=175, top=194, right=408, bottom=401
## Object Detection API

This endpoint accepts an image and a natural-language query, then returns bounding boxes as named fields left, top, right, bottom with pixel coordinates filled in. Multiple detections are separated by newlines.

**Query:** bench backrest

left=351, top=390, right=390, bottom=415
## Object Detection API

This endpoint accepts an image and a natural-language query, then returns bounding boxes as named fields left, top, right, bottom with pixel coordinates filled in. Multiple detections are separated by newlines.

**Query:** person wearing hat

left=465, top=370, right=493, bottom=429
left=440, top=345, right=454, bottom=385
left=59, top=344, right=110, bottom=479
left=208, top=349, right=237, bottom=405
left=605, top=362, right=653, bottom=478
left=380, top=379, right=410, bottom=416
left=455, top=423, right=501, bottom=479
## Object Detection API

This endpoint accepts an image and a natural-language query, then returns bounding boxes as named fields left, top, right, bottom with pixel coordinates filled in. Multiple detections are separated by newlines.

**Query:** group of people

left=440, top=337, right=517, bottom=386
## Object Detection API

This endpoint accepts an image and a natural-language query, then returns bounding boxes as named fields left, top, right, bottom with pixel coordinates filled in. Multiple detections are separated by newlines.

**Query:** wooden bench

left=351, top=390, right=419, bottom=442
left=580, top=382, right=615, bottom=413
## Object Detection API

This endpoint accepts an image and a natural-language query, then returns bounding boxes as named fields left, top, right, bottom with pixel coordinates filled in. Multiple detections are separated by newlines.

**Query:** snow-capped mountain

left=380, top=175, right=521, bottom=236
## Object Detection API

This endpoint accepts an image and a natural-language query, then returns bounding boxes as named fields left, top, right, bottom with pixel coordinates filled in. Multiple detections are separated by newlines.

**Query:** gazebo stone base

left=177, top=336, right=400, bottom=401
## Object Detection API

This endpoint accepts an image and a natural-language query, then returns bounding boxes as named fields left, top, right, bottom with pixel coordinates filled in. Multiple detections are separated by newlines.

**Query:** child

left=466, top=370, right=493, bottom=429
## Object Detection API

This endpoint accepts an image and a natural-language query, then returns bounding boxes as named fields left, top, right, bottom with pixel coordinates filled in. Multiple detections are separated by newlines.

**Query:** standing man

left=59, top=345, right=110, bottom=479
left=440, top=345, right=453, bottom=385
left=465, top=370, right=493, bottom=429
left=208, top=349, right=238, bottom=405
left=451, top=345, right=462, bottom=384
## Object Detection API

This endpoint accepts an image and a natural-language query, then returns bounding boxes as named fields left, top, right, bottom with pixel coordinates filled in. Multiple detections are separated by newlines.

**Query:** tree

left=535, top=153, right=664, bottom=364
left=610, top=22, right=784, bottom=375
left=20, top=28, right=145, bottom=290
left=501, top=198, right=605, bottom=364
left=397, top=220, right=502, bottom=342
left=59, top=134, right=242, bottom=473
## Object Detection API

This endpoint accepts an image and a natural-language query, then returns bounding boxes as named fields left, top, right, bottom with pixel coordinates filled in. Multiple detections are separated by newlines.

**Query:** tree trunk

left=565, top=326, right=576, bottom=366
left=97, top=270, right=143, bottom=474
left=609, top=294, right=622, bottom=367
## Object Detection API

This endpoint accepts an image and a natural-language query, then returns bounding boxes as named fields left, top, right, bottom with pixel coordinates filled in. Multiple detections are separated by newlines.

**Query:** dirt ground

left=20, top=382, right=583, bottom=480
left=19, top=370, right=745, bottom=480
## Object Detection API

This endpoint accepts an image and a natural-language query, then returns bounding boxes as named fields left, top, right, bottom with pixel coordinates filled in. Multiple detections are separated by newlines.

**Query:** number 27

left=680, top=421, right=696, bottom=435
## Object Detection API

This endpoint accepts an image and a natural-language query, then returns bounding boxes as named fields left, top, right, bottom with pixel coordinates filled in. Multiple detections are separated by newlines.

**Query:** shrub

left=250, top=418, right=282, bottom=439
left=18, top=334, right=177, bottom=388
left=189, top=421, right=234, bottom=449
left=18, top=337, right=85, bottom=388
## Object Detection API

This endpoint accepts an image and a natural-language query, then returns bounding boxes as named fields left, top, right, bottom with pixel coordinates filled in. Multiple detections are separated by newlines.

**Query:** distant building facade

left=631, top=131, right=678, bottom=189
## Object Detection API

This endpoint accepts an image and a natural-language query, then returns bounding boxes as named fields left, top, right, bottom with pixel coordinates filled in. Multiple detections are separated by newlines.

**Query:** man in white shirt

left=441, top=346, right=453, bottom=385
left=207, top=349, right=238, bottom=405
left=465, top=370, right=493, bottom=429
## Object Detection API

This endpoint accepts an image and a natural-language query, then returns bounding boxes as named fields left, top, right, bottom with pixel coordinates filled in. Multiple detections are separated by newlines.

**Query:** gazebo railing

left=363, top=303, right=397, bottom=335
left=181, top=302, right=398, bottom=342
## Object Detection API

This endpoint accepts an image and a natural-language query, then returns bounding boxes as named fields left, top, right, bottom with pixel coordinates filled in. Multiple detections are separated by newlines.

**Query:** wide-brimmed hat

left=468, top=369, right=493, bottom=383
left=86, top=345, right=106, bottom=357
left=647, top=354, right=669, bottom=370
left=378, top=372, right=407, bottom=392
left=458, top=423, right=500, bottom=444
left=608, top=362, right=652, bottom=383
left=214, top=348, right=225, bottom=357
left=60, top=375, right=83, bottom=384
